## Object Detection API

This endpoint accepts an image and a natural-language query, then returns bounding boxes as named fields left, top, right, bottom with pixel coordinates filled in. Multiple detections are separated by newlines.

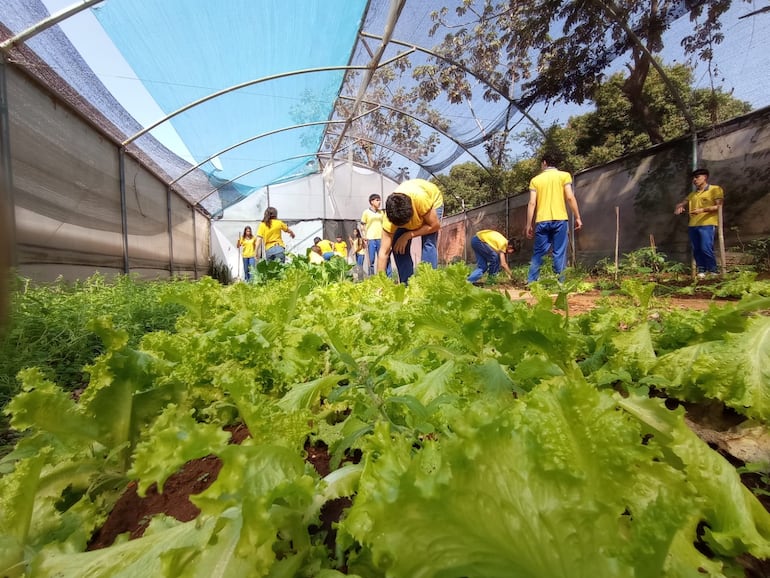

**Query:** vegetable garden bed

left=2, top=266, right=770, bottom=577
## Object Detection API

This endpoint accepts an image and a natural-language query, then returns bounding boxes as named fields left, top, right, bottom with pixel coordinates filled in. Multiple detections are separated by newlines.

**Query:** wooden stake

left=614, top=206, right=620, bottom=281
left=718, top=204, right=726, bottom=273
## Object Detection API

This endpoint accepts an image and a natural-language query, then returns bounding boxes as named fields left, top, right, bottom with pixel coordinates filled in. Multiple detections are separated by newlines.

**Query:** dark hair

left=541, top=152, right=562, bottom=167
left=242, top=226, right=253, bottom=237
left=313, top=236, right=321, bottom=244
left=262, top=206, right=278, bottom=226
left=368, top=193, right=381, bottom=203
left=385, top=192, right=414, bottom=226
left=691, top=168, right=709, bottom=178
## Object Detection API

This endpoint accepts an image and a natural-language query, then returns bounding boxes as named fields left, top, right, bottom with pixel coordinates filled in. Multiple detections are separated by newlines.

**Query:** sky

left=39, top=0, right=770, bottom=167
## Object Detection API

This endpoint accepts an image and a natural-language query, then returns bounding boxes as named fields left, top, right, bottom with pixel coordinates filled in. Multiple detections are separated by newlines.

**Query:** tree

left=424, top=0, right=748, bottom=154
left=552, top=62, right=750, bottom=169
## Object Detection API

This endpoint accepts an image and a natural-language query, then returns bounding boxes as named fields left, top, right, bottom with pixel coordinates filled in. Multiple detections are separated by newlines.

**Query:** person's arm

left=525, top=188, right=537, bottom=238
left=377, top=229, right=394, bottom=272
left=564, top=183, right=582, bottom=231
left=674, top=194, right=690, bottom=215
left=392, top=208, right=441, bottom=254
left=498, top=251, right=512, bottom=277
left=253, top=236, right=263, bottom=257
left=689, top=198, right=723, bottom=215
left=236, top=236, right=243, bottom=248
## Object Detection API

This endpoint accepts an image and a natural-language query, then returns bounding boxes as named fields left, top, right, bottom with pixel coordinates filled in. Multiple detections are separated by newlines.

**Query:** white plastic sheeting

left=210, top=161, right=400, bottom=278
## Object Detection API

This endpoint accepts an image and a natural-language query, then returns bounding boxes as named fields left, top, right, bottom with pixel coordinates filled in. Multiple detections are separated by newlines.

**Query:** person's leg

left=391, top=228, right=414, bottom=283
left=487, top=251, right=501, bottom=276
left=527, top=222, right=551, bottom=283
left=420, top=206, right=443, bottom=269
left=467, top=235, right=489, bottom=282
left=550, top=220, right=569, bottom=280
left=356, top=254, right=364, bottom=267
left=243, top=257, right=253, bottom=281
left=697, top=225, right=718, bottom=273
left=368, top=239, right=380, bottom=275
left=689, top=226, right=706, bottom=272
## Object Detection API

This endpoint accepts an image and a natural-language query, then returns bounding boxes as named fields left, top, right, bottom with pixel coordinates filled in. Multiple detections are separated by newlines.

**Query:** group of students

left=236, top=207, right=295, bottom=281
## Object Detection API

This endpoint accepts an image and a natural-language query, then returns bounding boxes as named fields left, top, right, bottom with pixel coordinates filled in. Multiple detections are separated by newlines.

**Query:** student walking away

left=314, top=236, right=335, bottom=260
left=674, top=168, right=724, bottom=278
left=361, top=193, right=389, bottom=275
left=256, top=207, right=295, bottom=263
left=236, top=226, right=258, bottom=281
left=467, top=229, right=515, bottom=284
left=377, top=178, right=444, bottom=284
left=525, top=153, right=582, bottom=283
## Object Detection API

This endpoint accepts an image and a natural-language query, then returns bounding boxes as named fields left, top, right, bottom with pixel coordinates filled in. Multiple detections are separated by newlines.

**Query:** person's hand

left=525, top=225, right=534, bottom=239
left=393, top=232, right=413, bottom=254
left=674, top=205, right=686, bottom=215
left=574, top=217, right=583, bottom=231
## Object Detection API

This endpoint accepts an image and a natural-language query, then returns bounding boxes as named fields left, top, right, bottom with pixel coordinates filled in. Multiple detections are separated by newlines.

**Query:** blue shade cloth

left=92, top=0, right=367, bottom=212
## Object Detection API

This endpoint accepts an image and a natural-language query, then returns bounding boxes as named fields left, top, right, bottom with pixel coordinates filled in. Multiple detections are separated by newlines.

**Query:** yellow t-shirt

left=238, top=236, right=257, bottom=258
left=361, top=208, right=384, bottom=240
left=334, top=241, right=348, bottom=257
left=317, top=239, right=334, bottom=254
left=382, top=179, right=444, bottom=233
left=687, top=185, right=724, bottom=227
left=529, top=168, right=572, bottom=222
left=257, top=219, right=290, bottom=250
left=308, top=250, right=324, bottom=264
left=476, top=230, right=508, bottom=253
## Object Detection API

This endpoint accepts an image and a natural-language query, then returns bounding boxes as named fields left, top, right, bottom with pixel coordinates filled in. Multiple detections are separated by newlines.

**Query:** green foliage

left=207, top=257, right=233, bottom=285
left=0, top=274, right=185, bottom=405
left=2, top=270, right=770, bottom=576
left=743, top=238, right=770, bottom=272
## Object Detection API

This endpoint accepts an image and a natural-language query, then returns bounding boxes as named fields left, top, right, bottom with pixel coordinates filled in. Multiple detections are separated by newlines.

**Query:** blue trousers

left=391, top=206, right=443, bottom=284
left=467, top=235, right=500, bottom=282
left=527, top=220, right=569, bottom=283
left=689, top=225, right=717, bottom=273
left=242, top=256, right=256, bottom=281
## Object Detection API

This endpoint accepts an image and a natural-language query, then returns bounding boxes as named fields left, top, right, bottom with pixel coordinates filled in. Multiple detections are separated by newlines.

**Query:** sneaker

left=697, top=272, right=706, bottom=279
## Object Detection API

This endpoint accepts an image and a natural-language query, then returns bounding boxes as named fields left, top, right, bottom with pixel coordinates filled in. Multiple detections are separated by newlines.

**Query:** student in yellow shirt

left=308, top=245, right=324, bottom=265
left=333, top=234, right=348, bottom=259
left=256, top=207, right=295, bottom=263
left=377, top=179, right=444, bottom=284
left=361, top=194, right=387, bottom=275
left=236, top=226, right=257, bottom=281
left=467, top=229, right=515, bottom=284
left=674, top=167, right=725, bottom=277
left=349, top=228, right=367, bottom=268
left=314, top=237, right=335, bottom=260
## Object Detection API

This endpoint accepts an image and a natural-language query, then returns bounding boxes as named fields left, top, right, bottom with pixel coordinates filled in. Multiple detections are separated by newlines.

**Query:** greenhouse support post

left=166, top=186, right=174, bottom=275
left=0, top=54, right=16, bottom=268
left=118, top=147, right=130, bottom=274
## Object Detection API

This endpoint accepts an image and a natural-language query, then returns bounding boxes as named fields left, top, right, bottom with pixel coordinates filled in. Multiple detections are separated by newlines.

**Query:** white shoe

left=697, top=272, right=706, bottom=279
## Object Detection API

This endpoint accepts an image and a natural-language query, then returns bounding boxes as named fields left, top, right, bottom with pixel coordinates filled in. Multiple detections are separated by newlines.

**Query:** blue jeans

left=367, top=239, right=380, bottom=274
left=689, top=225, right=717, bottom=273
left=265, top=245, right=286, bottom=263
left=528, top=220, right=569, bottom=283
left=467, top=235, right=500, bottom=283
left=356, top=253, right=365, bottom=267
left=242, top=256, right=256, bottom=281
left=392, top=206, right=443, bottom=284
